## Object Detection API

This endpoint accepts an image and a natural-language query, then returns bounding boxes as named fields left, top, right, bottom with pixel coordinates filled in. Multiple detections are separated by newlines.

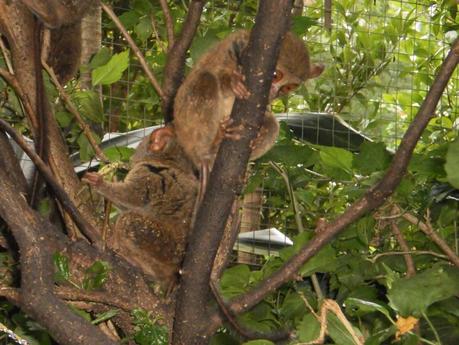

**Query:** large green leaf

left=296, top=313, right=321, bottom=342
left=319, top=146, right=353, bottom=180
left=220, top=264, right=251, bottom=298
left=445, top=138, right=459, bottom=188
left=388, top=266, right=459, bottom=317
left=92, top=50, right=130, bottom=86
left=354, top=142, right=391, bottom=175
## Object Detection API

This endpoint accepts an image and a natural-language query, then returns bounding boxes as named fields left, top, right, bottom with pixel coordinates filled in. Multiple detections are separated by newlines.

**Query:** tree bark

left=171, top=1, right=294, bottom=344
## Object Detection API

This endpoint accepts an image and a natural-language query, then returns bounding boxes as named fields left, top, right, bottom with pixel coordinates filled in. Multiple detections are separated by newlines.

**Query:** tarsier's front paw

left=230, top=69, right=251, bottom=99
left=82, top=172, right=103, bottom=187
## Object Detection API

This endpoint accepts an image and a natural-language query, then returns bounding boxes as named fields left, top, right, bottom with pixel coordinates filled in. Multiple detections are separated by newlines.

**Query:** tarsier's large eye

left=273, top=70, right=283, bottom=83
left=280, top=83, right=299, bottom=95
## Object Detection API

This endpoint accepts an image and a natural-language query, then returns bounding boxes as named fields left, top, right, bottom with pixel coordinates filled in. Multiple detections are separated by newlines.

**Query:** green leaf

left=445, top=138, right=459, bottom=188
left=55, top=111, right=72, bottom=127
left=220, top=265, right=251, bottom=298
left=291, top=16, right=318, bottom=36
left=117, top=10, right=140, bottom=30
left=89, top=47, right=112, bottom=69
left=135, top=16, right=152, bottom=41
left=319, top=146, right=353, bottom=177
left=354, top=142, right=391, bottom=175
left=53, top=252, right=70, bottom=283
left=132, top=309, right=168, bottom=345
left=344, top=298, right=393, bottom=322
left=103, top=146, right=135, bottom=162
left=92, top=50, right=130, bottom=86
left=327, top=313, right=362, bottom=345
left=69, top=305, right=92, bottom=321
left=83, top=261, right=110, bottom=290
left=260, top=143, right=317, bottom=167
left=388, top=266, right=459, bottom=317
left=299, top=245, right=337, bottom=276
left=92, top=309, right=119, bottom=325
left=241, top=341, right=275, bottom=345
left=297, top=313, right=321, bottom=342
left=73, top=90, right=104, bottom=123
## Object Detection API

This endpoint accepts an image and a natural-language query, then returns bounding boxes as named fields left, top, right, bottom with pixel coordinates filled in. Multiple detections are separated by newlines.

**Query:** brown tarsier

left=173, top=30, right=324, bottom=195
left=82, top=126, right=198, bottom=291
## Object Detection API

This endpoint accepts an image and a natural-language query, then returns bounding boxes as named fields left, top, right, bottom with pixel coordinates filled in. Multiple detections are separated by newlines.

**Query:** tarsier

left=83, top=126, right=198, bottom=290
left=173, top=30, right=324, bottom=195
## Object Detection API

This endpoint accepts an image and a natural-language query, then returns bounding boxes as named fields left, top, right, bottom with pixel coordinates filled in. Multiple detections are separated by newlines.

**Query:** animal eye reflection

left=273, top=70, right=283, bottom=83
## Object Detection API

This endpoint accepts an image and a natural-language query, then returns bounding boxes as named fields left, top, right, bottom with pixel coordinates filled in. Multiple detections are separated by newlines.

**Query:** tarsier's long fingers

left=231, top=69, right=251, bottom=99
left=82, top=172, right=103, bottom=186
left=249, top=125, right=268, bottom=151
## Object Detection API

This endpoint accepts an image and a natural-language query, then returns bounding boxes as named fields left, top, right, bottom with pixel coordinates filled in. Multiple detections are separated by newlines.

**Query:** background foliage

left=0, top=0, right=459, bottom=344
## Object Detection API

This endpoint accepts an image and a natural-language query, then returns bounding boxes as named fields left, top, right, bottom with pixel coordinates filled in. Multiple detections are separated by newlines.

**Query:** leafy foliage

left=1, top=0, right=459, bottom=344
left=132, top=309, right=168, bottom=345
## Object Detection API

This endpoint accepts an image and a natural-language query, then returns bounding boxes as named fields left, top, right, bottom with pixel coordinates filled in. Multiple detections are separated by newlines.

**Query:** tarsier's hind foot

left=211, top=116, right=245, bottom=151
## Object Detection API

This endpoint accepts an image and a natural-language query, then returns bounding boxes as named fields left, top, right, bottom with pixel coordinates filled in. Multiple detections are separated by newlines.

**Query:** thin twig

left=158, top=0, right=175, bottom=47
left=0, top=68, right=37, bottom=129
left=367, top=250, right=448, bottom=263
left=270, top=161, right=324, bottom=300
left=0, top=119, right=102, bottom=248
left=400, top=208, right=459, bottom=267
left=42, top=61, right=109, bottom=162
left=101, top=3, right=164, bottom=100
left=390, top=207, right=416, bottom=277
left=0, top=36, right=14, bottom=73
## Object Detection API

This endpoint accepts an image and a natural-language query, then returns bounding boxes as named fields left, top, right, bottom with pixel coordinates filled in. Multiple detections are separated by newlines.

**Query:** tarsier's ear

left=310, top=63, right=325, bottom=79
left=149, top=126, right=175, bottom=152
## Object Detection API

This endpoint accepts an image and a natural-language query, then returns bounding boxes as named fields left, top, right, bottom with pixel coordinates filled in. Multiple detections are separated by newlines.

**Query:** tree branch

left=390, top=207, right=416, bottom=277
left=159, top=0, right=175, bottom=47
left=223, top=37, right=459, bottom=317
left=402, top=209, right=459, bottom=267
left=172, top=1, right=294, bottom=344
left=162, top=0, right=206, bottom=123
left=42, top=60, right=108, bottom=162
left=0, top=168, right=116, bottom=345
left=0, top=119, right=102, bottom=247
left=101, top=3, right=164, bottom=100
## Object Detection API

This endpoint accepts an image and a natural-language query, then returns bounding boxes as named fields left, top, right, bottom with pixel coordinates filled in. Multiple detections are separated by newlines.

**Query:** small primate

left=82, top=126, right=198, bottom=291
left=173, top=30, right=324, bottom=197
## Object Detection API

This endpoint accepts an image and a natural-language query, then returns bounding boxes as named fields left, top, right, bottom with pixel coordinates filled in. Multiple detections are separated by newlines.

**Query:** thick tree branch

left=0, top=119, right=102, bottom=247
left=0, top=0, right=100, bottom=228
left=172, top=1, right=294, bottom=344
left=0, top=168, right=116, bottom=345
left=162, top=0, right=206, bottom=123
left=0, top=131, right=28, bottom=194
left=223, top=38, right=459, bottom=317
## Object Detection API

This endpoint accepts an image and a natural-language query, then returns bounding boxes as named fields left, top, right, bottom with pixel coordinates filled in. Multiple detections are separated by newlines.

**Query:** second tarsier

left=83, top=127, right=198, bottom=291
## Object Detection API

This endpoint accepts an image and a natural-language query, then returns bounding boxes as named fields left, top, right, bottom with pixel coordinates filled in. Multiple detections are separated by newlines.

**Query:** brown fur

left=83, top=127, right=198, bottom=291
left=173, top=29, right=323, bottom=174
